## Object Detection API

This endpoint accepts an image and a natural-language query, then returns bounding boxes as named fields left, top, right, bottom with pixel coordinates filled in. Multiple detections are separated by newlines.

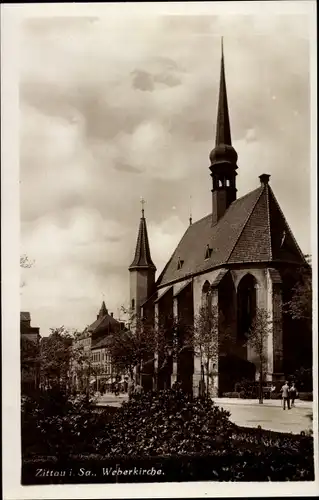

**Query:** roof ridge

left=268, top=185, right=307, bottom=265
left=155, top=223, right=191, bottom=286
left=265, top=184, right=272, bottom=260
left=183, top=188, right=262, bottom=229
left=226, top=185, right=264, bottom=263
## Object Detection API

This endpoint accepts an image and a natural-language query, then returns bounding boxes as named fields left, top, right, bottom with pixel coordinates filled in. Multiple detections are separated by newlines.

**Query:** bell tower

left=129, top=200, right=156, bottom=318
left=209, top=39, right=238, bottom=225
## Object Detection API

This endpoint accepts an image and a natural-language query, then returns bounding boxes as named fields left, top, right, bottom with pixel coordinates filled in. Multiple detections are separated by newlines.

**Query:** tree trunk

left=259, top=366, right=263, bottom=404
left=206, top=359, right=210, bottom=399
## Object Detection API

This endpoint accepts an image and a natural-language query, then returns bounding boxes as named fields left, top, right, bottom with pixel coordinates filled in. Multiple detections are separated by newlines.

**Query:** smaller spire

left=129, top=202, right=156, bottom=271
left=98, top=300, right=108, bottom=318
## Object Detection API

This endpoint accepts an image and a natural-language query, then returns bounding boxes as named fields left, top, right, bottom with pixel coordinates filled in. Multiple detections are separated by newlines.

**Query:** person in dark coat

left=289, top=382, right=298, bottom=407
left=280, top=381, right=290, bottom=410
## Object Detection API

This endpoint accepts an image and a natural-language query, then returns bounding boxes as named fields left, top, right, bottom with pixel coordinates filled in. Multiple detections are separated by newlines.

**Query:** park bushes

left=223, top=391, right=241, bottom=398
left=21, top=388, right=314, bottom=482
left=94, top=389, right=234, bottom=456
left=298, top=392, right=313, bottom=401
left=21, top=388, right=113, bottom=459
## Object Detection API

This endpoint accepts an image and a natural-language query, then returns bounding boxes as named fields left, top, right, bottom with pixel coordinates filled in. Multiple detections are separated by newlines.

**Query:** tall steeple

left=209, top=39, right=238, bottom=225
left=129, top=201, right=156, bottom=317
left=215, top=38, right=232, bottom=147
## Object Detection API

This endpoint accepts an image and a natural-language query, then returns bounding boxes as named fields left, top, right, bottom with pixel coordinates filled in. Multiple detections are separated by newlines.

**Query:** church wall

left=153, top=263, right=289, bottom=394
left=231, top=267, right=268, bottom=373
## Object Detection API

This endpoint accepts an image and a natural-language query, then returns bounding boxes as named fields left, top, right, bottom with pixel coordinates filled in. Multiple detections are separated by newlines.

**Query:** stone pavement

left=212, top=399, right=312, bottom=434
left=96, top=393, right=313, bottom=434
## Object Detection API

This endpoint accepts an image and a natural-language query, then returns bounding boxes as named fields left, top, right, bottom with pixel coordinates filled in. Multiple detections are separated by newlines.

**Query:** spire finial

left=215, top=36, right=231, bottom=146
left=189, top=195, right=193, bottom=226
left=140, top=197, right=145, bottom=218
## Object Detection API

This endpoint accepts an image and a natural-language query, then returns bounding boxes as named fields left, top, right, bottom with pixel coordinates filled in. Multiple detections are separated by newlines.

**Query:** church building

left=129, top=44, right=310, bottom=397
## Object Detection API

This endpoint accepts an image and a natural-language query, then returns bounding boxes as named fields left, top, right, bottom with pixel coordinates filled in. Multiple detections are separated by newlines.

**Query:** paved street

left=213, top=399, right=312, bottom=434
left=96, top=393, right=312, bottom=434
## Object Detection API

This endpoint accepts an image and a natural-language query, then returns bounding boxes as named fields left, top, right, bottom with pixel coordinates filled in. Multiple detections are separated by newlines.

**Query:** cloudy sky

left=19, top=5, right=313, bottom=335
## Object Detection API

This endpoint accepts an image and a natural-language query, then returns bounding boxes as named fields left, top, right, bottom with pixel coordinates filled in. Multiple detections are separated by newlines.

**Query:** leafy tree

left=191, top=305, right=219, bottom=398
left=284, top=261, right=312, bottom=322
left=20, top=254, right=34, bottom=289
left=245, top=308, right=272, bottom=404
left=20, top=254, right=34, bottom=268
left=107, top=306, right=174, bottom=387
left=108, top=314, right=155, bottom=383
left=40, top=326, right=73, bottom=391
left=21, top=336, right=40, bottom=392
left=188, top=305, right=233, bottom=398
left=71, top=332, right=103, bottom=395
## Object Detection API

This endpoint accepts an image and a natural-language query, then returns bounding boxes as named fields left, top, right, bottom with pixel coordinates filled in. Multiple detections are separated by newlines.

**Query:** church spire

left=209, top=39, right=238, bottom=225
left=129, top=201, right=156, bottom=271
left=215, top=37, right=232, bottom=147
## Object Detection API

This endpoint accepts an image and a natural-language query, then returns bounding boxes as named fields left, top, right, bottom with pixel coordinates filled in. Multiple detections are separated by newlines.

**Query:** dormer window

left=205, top=245, right=213, bottom=260
left=177, top=257, right=184, bottom=270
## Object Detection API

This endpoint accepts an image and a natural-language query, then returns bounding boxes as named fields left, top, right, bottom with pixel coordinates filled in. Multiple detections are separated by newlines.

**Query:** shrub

left=270, top=392, right=282, bottom=400
left=223, top=392, right=240, bottom=398
left=21, top=388, right=112, bottom=459
left=234, top=382, right=242, bottom=392
left=95, top=389, right=234, bottom=456
left=293, top=367, right=313, bottom=392
left=298, top=392, right=313, bottom=401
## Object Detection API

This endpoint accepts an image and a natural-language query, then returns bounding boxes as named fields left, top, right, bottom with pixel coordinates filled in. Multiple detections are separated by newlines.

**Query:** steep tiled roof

left=156, top=183, right=305, bottom=287
left=91, top=335, right=113, bottom=350
left=88, top=311, right=121, bottom=335
left=129, top=213, right=156, bottom=270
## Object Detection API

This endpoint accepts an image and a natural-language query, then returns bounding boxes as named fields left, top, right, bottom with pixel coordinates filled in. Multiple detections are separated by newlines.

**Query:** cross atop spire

left=140, top=197, right=146, bottom=217
left=215, top=36, right=232, bottom=147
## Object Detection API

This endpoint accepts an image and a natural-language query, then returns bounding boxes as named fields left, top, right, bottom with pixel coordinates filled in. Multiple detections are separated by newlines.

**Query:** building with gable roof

left=71, top=301, right=126, bottom=393
left=128, top=43, right=311, bottom=396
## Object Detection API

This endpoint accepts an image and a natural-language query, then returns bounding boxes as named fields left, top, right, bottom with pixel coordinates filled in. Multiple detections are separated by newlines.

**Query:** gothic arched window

left=237, top=274, right=257, bottom=340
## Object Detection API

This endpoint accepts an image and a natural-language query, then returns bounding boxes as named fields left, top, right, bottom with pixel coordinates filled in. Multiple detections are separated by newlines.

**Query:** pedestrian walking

left=289, top=382, right=298, bottom=407
left=280, top=381, right=291, bottom=410
left=128, top=378, right=135, bottom=399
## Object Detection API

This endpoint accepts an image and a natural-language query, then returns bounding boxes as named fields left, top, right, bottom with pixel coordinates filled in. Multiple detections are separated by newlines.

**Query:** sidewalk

left=212, top=397, right=312, bottom=409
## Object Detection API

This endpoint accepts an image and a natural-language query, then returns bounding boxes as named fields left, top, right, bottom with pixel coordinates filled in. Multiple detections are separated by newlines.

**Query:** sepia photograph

left=1, top=1, right=318, bottom=498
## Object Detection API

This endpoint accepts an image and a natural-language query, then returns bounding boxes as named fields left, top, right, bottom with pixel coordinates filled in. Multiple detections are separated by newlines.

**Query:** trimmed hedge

left=22, top=427, right=314, bottom=483
left=299, top=392, right=313, bottom=401
left=223, top=392, right=241, bottom=398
